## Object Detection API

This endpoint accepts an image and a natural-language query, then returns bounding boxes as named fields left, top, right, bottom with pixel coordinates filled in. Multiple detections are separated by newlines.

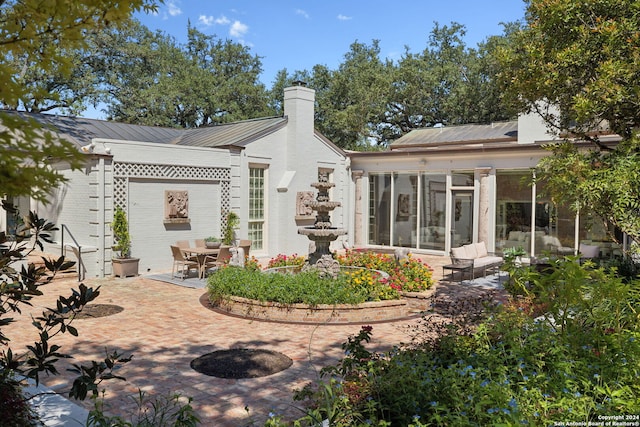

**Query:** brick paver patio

left=10, top=254, right=501, bottom=426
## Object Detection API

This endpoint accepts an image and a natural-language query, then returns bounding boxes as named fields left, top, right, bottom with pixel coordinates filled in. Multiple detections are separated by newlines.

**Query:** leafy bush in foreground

left=268, top=259, right=640, bottom=426
left=0, top=206, right=132, bottom=425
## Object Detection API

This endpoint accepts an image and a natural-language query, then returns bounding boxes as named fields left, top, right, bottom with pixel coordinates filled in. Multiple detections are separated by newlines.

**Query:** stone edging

left=202, top=294, right=425, bottom=324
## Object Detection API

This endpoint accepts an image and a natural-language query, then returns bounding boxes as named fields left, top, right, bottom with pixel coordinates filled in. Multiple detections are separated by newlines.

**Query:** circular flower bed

left=206, top=251, right=434, bottom=323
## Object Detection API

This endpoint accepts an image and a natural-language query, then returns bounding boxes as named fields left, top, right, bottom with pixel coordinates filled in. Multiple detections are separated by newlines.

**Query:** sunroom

left=347, top=116, right=625, bottom=261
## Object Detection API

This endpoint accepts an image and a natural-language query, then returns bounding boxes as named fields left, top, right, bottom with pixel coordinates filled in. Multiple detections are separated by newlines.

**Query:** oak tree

left=499, top=0, right=640, bottom=242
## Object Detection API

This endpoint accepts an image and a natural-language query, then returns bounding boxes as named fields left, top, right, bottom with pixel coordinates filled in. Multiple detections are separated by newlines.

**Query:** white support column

left=476, top=167, right=493, bottom=247
left=351, top=170, right=364, bottom=246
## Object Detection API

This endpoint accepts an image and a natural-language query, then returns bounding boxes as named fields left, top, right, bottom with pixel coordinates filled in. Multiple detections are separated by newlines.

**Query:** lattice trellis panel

left=114, top=162, right=230, bottom=213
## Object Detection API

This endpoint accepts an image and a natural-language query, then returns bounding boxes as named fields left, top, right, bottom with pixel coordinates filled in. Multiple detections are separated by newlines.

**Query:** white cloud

left=198, top=15, right=214, bottom=26
left=167, top=0, right=182, bottom=17
left=296, top=9, right=309, bottom=19
left=215, top=15, right=231, bottom=25
left=199, top=14, right=231, bottom=27
left=230, top=20, right=249, bottom=38
left=337, top=14, right=352, bottom=21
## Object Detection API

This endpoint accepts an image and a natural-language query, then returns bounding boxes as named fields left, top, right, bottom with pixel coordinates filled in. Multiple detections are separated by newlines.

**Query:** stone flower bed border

left=200, top=288, right=436, bottom=325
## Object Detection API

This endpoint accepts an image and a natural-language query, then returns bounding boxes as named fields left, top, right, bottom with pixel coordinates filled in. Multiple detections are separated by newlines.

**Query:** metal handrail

left=60, top=224, right=84, bottom=281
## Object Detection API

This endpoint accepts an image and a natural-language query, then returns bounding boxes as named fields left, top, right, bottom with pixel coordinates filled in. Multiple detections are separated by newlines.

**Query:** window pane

left=248, top=222, right=263, bottom=250
left=496, top=171, right=533, bottom=255
left=368, top=173, right=391, bottom=245
left=393, top=173, right=417, bottom=248
left=578, top=208, right=622, bottom=259
left=535, top=180, right=576, bottom=256
left=419, top=174, right=446, bottom=250
left=452, top=172, right=474, bottom=186
left=248, top=167, right=265, bottom=249
left=249, top=168, right=264, bottom=221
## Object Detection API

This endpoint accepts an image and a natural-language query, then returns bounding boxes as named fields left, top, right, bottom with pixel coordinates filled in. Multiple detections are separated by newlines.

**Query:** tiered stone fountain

left=298, top=172, right=347, bottom=276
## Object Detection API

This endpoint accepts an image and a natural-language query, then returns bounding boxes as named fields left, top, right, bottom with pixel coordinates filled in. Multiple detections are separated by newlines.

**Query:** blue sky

left=135, top=0, right=527, bottom=87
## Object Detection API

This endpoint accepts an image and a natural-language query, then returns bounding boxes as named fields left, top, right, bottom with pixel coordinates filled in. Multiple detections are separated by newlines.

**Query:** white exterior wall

left=41, top=140, right=233, bottom=277
left=128, top=178, right=222, bottom=273
left=31, top=85, right=350, bottom=276
left=104, top=140, right=231, bottom=275
left=242, top=129, right=351, bottom=258
left=34, top=160, right=105, bottom=278
left=241, top=86, right=348, bottom=258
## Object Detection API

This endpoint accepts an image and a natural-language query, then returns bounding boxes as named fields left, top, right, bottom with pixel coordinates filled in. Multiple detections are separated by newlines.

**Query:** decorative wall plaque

left=296, top=191, right=315, bottom=219
left=165, top=190, right=190, bottom=223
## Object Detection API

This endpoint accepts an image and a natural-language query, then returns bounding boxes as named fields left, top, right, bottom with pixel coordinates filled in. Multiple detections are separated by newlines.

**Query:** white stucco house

left=2, top=86, right=626, bottom=279
left=2, top=84, right=350, bottom=278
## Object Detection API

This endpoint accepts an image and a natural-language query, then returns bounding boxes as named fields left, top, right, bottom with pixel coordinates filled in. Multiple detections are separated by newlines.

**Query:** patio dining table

left=182, top=247, right=219, bottom=279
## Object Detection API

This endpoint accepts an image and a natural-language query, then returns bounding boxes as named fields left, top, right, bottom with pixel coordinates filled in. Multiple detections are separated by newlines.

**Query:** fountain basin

left=305, top=201, right=341, bottom=210
left=298, top=227, right=347, bottom=238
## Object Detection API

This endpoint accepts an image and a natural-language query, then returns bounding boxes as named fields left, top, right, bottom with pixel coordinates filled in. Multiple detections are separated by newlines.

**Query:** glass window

left=393, top=173, right=418, bottom=248
left=368, top=173, right=391, bottom=245
left=578, top=208, right=623, bottom=259
left=451, top=190, right=474, bottom=247
left=452, top=172, right=474, bottom=186
left=419, top=174, right=446, bottom=250
left=496, top=170, right=580, bottom=257
left=535, top=181, right=576, bottom=257
left=248, top=167, right=265, bottom=250
left=496, top=171, right=534, bottom=255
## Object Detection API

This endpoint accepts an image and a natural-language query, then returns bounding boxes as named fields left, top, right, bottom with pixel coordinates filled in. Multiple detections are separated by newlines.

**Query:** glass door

left=451, top=190, right=474, bottom=247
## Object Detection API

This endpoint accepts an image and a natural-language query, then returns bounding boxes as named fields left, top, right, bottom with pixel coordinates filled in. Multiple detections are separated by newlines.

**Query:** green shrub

left=206, top=266, right=399, bottom=306
left=274, top=259, right=640, bottom=426
left=87, top=390, right=199, bottom=427
left=222, top=211, right=239, bottom=245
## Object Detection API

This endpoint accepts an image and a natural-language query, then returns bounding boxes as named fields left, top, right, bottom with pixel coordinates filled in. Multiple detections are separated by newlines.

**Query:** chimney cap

left=292, top=80, right=307, bottom=87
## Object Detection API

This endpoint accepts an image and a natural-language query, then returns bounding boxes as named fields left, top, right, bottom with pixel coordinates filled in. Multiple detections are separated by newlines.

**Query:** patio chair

left=171, top=245, right=198, bottom=280
left=194, top=239, right=206, bottom=248
left=579, top=243, right=600, bottom=263
left=176, top=240, right=190, bottom=249
left=238, top=239, right=251, bottom=258
left=213, top=245, right=232, bottom=268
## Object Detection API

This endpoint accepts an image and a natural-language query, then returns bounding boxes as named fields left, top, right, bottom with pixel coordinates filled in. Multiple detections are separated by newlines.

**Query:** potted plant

left=111, top=206, right=139, bottom=277
left=222, top=211, right=240, bottom=246
left=204, top=236, right=221, bottom=249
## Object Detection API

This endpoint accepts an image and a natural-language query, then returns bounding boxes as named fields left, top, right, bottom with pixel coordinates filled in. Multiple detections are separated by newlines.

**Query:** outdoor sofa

left=448, top=241, right=504, bottom=280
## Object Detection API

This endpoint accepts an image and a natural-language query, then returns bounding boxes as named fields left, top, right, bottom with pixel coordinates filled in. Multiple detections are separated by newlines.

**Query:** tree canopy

left=0, top=0, right=158, bottom=200
left=271, top=24, right=516, bottom=149
left=89, top=20, right=272, bottom=128
left=3, top=11, right=518, bottom=152
left=499, top=0, right=640, bottom=242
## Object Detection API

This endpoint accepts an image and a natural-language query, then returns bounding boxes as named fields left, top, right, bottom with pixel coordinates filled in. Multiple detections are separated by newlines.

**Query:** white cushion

left=451, top=247, right=467, bottom=262
left=474, top=256, right=503, bottom=268
left=475, top=241, right=488, bottom=257
left=463, top=243, right=478, bottom=259
left=579, top=243, right=600, bottom=258
left=544, top=236, right=562, bottom=247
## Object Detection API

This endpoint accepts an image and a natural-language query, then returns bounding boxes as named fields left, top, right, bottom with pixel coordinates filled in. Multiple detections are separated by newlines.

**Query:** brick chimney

left=283, top=82, right=315, bottom=166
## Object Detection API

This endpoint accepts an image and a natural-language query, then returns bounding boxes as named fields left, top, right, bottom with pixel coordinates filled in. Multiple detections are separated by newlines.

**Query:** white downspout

left=98, top=156, right=105, bottom=277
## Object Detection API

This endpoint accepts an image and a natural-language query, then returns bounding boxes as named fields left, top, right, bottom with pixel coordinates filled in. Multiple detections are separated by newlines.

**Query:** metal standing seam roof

left=5, top=112, right=289, bottom=149
left=176, top=116, right=287, bottom=148
left=25, top=113, right=184, bottom=147
left=390, top=121, right=519, bottom=148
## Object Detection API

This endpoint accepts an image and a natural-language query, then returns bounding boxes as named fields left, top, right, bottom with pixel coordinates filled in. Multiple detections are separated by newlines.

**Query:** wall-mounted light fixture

left=80, top=141, right=96, bottom=153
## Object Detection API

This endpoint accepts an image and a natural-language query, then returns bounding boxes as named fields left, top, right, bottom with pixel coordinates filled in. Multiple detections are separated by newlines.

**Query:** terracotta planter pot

left=112, top=257, right=140, bottom=278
